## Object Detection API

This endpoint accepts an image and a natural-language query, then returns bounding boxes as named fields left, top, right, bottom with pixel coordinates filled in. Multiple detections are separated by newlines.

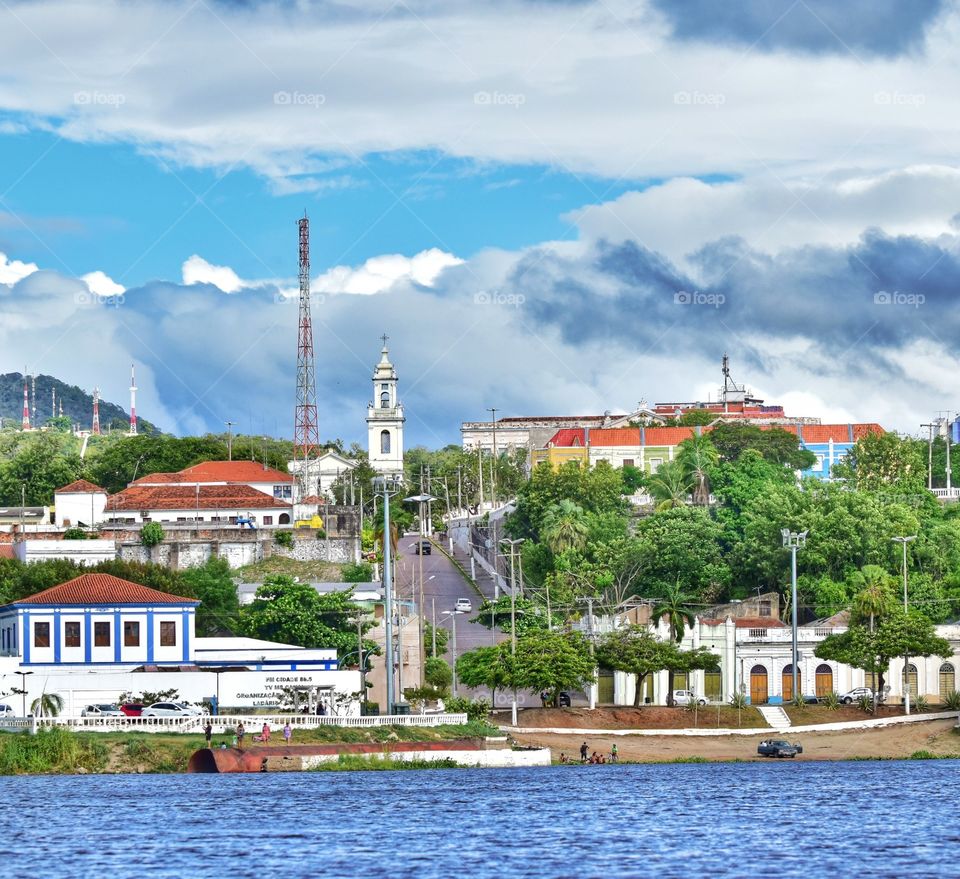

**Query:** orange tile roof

left=642, top=427, right=697, bottom=446
left=797, top=423, right=885, bottom=443
left=132, top=461, right=293, bottom=486
left=55, top=479, right=107, bottom=494
left=12, top=573, right=197, bottom=606
left=548, top=428, right=586, bottom=446
left=105, top=484, right=291, bottom=512
left=588, top=428, right=641, bottom=446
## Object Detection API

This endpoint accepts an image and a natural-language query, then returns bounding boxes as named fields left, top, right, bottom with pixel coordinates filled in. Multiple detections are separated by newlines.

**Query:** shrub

left=62, top=528, right=87, bottom=540
left=315, top=529, right=327, bottom=540
left=424, top=657, right=452, bottom=692
left=141, top=522, right=165, bottom=547
left=914, top=695, right=930, bottom=712
left=821, top=691, right=842, bottom=710
left=856, top=695, right=874, bottom=713
left=790, top=693, right=808, bottom=709
left=274, top=530, right=293, bottom=548
left=445, top=696, right=491, bottom=722
left=942, top=690, right=960, bottom=711
left=342, top=561, right=373, bottom=583
left=729, top=692, right=748, bottom=710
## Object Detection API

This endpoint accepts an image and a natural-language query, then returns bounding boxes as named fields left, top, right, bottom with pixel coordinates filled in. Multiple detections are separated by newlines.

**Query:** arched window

left=279, top=513, right=291, bottom=525
left=904, top=663, right=919, bottom=701
left=380, top=390, right=390, bottom=408
left=750, top=664, right=768, bottom=705
left=940, top=662, right=955, bottom=702
left=380, top=430, right=391, bottom=455
left=782, top=664, right=801, bottom=701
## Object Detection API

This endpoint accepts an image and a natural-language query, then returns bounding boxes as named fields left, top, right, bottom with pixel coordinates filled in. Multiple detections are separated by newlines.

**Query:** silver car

left=672, top=689, right=708, bottom=706
left=839, top=687, right=883, bottom=705
left=141, top=701, right=202, bottom=717
left=81, top=704, right=123, bottom=717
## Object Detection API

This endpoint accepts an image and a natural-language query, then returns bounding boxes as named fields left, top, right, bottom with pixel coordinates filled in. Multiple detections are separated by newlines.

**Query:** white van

left=0, top=704, right=16, bottom=717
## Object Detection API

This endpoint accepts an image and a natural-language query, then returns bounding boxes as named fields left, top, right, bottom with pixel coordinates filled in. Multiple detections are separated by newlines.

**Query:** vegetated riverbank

left=0, top=721, right=500, bottom=776
left=512, top=718, right=960, bottom=763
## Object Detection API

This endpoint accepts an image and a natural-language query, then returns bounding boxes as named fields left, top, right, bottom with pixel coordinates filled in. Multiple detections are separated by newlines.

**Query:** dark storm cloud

left=511, top=230, right=960, bottom=377
left=652, top=0, right=944, bottom=58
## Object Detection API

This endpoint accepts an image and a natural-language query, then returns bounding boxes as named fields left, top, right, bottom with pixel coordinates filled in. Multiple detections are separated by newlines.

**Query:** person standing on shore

left=236, top=721, right=246, bottom=750
left=611, top=743, right=619, bottom=763
left=261, top=722, right=271, bottom=744
left=204, top=722, right=213, bottom=748
left=283, top=723, right=292, bottom=745
left=580, top=741, right=588, bottom=762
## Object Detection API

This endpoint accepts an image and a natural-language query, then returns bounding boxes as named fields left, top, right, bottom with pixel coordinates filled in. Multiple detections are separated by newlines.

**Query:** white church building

left=366, top=338, right=405, bottom=475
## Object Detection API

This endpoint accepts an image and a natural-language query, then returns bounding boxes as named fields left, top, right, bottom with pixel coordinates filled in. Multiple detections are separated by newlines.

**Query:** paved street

left=393, top=532, right=501, bottom=655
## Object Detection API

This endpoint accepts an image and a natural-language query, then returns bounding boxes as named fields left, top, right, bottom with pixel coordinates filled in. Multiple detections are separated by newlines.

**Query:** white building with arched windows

left=366, top=340, right=405, bottom=475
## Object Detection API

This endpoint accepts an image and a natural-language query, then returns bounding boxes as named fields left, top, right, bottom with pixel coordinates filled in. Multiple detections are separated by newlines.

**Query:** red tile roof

left=641, top=427, right=698, bottom=446
left=547, top=428, right=586, bottom=446
left=105, top=484, right=292, bottom=512
left=299, top=495, right=326, bottom=504
left=12, top=573, right=197, bottom=606
left=796, top=423, right=885, bottom=443
left=55, top=479, right=107, bottom=494
left=132, top=461, right=293, bottom=486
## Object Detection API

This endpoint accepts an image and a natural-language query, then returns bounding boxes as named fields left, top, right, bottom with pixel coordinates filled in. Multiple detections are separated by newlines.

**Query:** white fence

left=0, top=713, right=469, bottom=735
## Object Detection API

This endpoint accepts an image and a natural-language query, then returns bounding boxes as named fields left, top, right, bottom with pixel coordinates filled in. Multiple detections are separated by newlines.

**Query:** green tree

left=816, top=609, right=950, bottom=705
left=424, top=657, right=453, bottom=693
left=140, top=523, right=165, bottom=547
left=540, top=499, right=588, bottom=554
left=512, top=631, right=595, bottom=706
left=239, top=575, right=372, bottom=657
left=596, top=626, right=685, bottom=707
left=676, top=434, right=719, bottom=506
left=31, top=692, right=64, bottom=717
left=424, top=621, right=449, bottom=657
left=832, top=432, right=927, bottom=494
left=652, top=581, right=697, bottom=705
left=456, top=644, right=515, bottom=706
left=644, top=460, right=691, bottom=511
left=0, top=432, right=84, bottom=505
left=180, top=558, right=240, bottom=636
left=708, top=423, right=815, bottom=470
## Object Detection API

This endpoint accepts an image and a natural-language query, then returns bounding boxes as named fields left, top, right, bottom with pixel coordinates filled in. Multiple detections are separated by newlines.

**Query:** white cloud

left=315, top=249, right=464, bottom=296
left=181, top=255, right=246, bottom=293
left=0, top=252, right=38, bottom=285
left=0, top=1, right=958, bottom=187
left=82, top=270, right=125, bottom=297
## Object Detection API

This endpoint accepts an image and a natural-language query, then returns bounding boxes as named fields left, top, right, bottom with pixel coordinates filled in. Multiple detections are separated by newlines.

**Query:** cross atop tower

left=380, top=333, right=389, bottom=348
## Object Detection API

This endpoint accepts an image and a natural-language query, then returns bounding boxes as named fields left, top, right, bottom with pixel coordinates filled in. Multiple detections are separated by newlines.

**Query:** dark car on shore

left=757, top=739, right=803, bottom=758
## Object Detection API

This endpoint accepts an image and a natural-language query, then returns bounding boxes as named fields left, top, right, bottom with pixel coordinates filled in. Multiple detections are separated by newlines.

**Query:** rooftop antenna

left=31, top=373, right=35, bottom=424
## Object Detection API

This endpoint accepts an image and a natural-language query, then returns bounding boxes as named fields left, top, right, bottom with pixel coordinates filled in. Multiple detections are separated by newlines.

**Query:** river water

left=3, top=761, right=956, bottom=878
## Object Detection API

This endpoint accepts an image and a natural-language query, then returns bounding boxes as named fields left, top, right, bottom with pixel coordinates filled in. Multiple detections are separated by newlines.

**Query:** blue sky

left=1, top=0, right=959, bottom=448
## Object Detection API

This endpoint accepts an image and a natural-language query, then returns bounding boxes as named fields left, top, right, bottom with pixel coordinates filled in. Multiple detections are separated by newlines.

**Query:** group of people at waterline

left=204, top=721, right=294, bottom=750
left=559, top=742, right=618, bottom=764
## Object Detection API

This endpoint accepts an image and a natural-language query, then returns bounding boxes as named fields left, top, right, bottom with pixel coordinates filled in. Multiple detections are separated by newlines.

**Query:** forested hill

left=0, top=372, right=134, bottom=431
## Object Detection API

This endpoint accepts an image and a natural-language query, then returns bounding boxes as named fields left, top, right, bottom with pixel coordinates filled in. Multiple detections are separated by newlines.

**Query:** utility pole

left=477, top=445, right=484, bottom=513
left=225, top=421, right=236, bottom=461
left=487, top=407, right=498, bottom=510
left=578, top=596, right=597, bottom=710
left=431, top=597, right=437, bottom=657
left=892, top=535, right=917, bottom=714
left=921, top=421, right=936, bottom=490
left=457, top=465, right=463, bottom=515
left=357, top=616, right=366, bottom=710
left=782, top=529, right=807, bottom=702
left=500, top=537, right=524, bottom=725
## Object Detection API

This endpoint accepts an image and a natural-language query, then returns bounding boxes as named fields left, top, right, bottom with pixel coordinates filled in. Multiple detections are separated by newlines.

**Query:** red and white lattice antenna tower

left=92, top=387, right=101, bottom=435
left=31, top=374, right=36, bottom=424
left=129, top=364, right=138, bottom=435
left=293, top=213, right=319, bottom=473
left=21, top=368, right=30, bottom=430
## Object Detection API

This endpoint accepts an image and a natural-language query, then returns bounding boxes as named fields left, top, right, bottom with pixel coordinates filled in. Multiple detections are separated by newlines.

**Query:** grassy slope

left=235, top=556, right=346, bottom=582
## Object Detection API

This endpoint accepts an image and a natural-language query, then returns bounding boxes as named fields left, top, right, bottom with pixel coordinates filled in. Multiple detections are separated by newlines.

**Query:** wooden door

left=782, top=666, right=800, bottom=701
left=815, top=664, right=833, bottom=697
left=750, top=666, right=768, bottom=704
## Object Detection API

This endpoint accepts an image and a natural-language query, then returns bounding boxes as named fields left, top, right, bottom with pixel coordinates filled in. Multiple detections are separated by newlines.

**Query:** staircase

left=758, top=705, right=792, bottom=729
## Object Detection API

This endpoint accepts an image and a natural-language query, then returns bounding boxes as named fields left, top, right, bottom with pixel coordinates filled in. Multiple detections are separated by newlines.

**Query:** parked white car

left=0, top=704, right=15, bottom=717
left=672, top=689, right=708, bottom=706
left=839, top=687, right=884, bottom=705
left=81, top=704, right=123, bottom=717
left=141, top=702, right=202, bottom=717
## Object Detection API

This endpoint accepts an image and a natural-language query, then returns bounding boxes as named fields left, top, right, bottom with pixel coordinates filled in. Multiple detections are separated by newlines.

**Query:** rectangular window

left=94, top=621, right=111, bottom=647
left=263, top=516, right=273, bottom=525
left=160, top=621, right=177, bottom=647
left=124, top=621, right=140, bottom=647
left=649, top=458, right=663, bottom=472
left=34, top=622, right=50, bottom=648
left=64, top=621, right=81, bottom=647
left=623, top=459, right=634, bottom=468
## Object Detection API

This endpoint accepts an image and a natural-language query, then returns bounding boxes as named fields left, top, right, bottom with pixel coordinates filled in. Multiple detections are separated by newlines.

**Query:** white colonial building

left=366, top=341, right=405, bottom=475
left=54, top=479, right=108, bottom=528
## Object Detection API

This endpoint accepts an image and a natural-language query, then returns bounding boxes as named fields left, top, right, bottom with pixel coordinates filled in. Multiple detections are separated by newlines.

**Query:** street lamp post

left=15, top=670, right=33, bottom=717
left=404, top=492, right=438, bottom=686
left=441, top=610, right=464, bottom=697
left=892, top=535, right=917, bottom=714
left=487, top=407, right=498, bottom=510
left=375, top=475, right=401, bottom=714
left=500, top=537, right=524, bottom=726
left=781, top=529, right=807, bottom=702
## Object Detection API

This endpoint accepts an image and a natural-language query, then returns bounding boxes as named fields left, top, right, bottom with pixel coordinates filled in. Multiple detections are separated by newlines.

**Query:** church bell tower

left=366, top=335, right=405, bottom=474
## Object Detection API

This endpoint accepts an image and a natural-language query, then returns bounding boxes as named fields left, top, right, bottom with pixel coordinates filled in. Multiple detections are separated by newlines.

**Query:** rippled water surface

left=3, top=762, right=958, bottom=878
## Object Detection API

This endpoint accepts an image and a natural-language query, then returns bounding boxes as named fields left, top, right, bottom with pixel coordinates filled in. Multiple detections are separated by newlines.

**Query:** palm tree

left=31, top=692, right=64, bottom=718
left=652, top=581, right=697, bottom=706
left=852, top=566, right=895, bottom=708
left=644, top=461, right=692, bottom=511
left=676, top=435, right=719, bottom=506
left=540, top=499, right=588, bottom=555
